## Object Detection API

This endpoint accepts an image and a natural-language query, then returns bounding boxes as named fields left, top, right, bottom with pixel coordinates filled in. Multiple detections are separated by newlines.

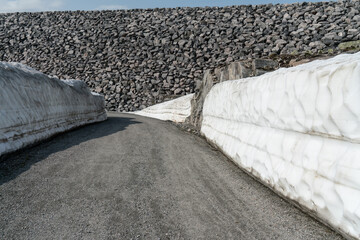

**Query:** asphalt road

left=0, top=112, right=343, bottom=239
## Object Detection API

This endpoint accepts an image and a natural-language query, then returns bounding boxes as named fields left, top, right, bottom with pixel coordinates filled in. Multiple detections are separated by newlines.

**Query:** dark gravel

left=0, top=113, right=344, bottom=239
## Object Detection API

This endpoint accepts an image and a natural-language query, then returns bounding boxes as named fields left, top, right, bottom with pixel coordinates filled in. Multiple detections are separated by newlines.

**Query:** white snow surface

left=0, top=62, right=107, bottom=156
left=201, top=52, right=360, bottom=239
left=134, top=94, right=194, bottom=122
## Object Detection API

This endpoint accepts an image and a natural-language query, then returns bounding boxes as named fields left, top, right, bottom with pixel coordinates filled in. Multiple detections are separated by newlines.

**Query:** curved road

left=0, top=113, right=343, bottom=239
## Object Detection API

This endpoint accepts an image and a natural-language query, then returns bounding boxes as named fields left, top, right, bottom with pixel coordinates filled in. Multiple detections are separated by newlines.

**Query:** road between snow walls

left=0, top=62, right=107, bottom=157
left=136, top=52, right=360, bottom=239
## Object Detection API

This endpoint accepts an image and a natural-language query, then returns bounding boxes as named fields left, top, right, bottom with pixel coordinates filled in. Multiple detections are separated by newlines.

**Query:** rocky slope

left=0, top=0, right=359, bottom=111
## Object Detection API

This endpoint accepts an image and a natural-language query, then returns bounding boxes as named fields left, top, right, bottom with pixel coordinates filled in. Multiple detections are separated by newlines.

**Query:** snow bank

left=134, top=94, right=194, bottom=122
left=0, top=62, right=107, bottom=156
left=201, top=52, right=360, bottom=239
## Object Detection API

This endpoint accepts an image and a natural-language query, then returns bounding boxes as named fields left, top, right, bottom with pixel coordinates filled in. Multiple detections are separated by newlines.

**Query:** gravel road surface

left=0, top=113, right=343, bottom=239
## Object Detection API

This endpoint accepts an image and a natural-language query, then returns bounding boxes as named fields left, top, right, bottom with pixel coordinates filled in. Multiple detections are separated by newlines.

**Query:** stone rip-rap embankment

left=0, top=62, right=107, bottom=157
left=1, top=0, right=359, bottom=111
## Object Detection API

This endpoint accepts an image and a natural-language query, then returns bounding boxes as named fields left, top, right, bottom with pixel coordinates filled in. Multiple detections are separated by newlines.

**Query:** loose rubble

left=0, top=1, right=359, bottom=111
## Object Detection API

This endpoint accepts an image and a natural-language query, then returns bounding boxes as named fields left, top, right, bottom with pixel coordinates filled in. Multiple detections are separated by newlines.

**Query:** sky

left=0, top=0, right=326, bottom=13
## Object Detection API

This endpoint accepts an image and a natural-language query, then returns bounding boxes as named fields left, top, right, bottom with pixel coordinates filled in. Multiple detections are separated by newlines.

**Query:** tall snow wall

left=0, top=62, right=107, bottom=157
left=201, top=52, right=360, bottom=239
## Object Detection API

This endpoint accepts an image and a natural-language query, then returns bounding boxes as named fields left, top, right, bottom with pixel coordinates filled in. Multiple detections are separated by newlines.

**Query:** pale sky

left=0, top=0, right=326, bottom=13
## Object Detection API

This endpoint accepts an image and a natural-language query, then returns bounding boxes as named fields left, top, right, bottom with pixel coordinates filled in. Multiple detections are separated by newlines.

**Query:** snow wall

left=201, top=52, right=360, bottom=239
left=0, top=62, right=107, bottom=157
left=134, top=94, right=194, bottom=123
